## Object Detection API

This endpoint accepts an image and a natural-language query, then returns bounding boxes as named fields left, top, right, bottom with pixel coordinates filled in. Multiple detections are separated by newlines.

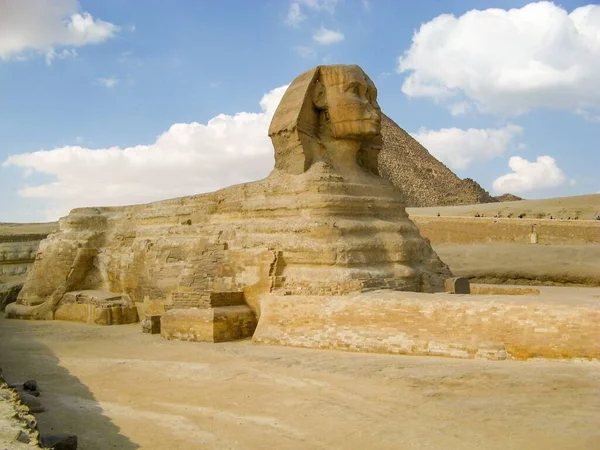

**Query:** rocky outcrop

left=379, top=115, right=498, bottom=207
left=7, top=65, right=451, bottom=340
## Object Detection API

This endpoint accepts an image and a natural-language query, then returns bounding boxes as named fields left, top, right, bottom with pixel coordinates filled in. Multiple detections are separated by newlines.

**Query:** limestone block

left=445, top=277, right=470, bottom=294
left=54, top=303, right=138, bottom=325
left=161, top=306, right=257, bottom=342
left=254, top=291, right=600, bottom=360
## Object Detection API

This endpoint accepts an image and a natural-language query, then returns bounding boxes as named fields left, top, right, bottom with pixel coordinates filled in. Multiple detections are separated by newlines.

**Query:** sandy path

left=0, top=317, right=599, bottom=450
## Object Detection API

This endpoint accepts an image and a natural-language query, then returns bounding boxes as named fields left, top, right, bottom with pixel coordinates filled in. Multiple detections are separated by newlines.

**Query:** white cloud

left=285, top=0, right=339, bottom=27
left=493, top=156, right=569, bottom=194
left=285, top=3, right=306, bottom=27
left=411, top=124, right=523, bottom=171
left=295, top=45, right=316, bottom=58
left=313, top=27, right=344, bottom=45
left=575, top=107, right=600, bottom=123
left=449, top=101, right=471, bottom=116
left=96, top=77, right=119, bottom=88
left=299, top=0, right=339, bottom=13
left=3, top=85, right=290, bottom=221
left=0, top=0, right=119, bottom=62
left=45, top=48, right=78, bottom=65
left=398, top=2, right=600, bottom=116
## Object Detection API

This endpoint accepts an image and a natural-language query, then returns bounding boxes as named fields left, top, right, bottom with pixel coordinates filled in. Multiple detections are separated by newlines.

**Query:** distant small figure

left=437, top=212, right=440, bottom=217
left=550, top=215, right=553, bottom=220
left=568, top=217, right=571, bottom=220
left=474, top=213, right=480, bottom=218
left=596, top=215, right=600, bottom=221
left=481, top=213, right=485, bottom=217
left=574, top=216, right=579, bottom=220
left=518, top=213, right=525, bottom=219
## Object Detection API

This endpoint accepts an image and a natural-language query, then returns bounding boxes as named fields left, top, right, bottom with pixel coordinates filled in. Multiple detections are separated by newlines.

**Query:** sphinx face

left=320, top=67, right=381, bottom=140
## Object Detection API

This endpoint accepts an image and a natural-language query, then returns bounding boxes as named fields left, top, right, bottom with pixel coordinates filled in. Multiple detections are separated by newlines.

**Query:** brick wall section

left=412, top=217, right=600, bottom=245
left=254, top=291, right=600, bottom=361
left=170, top=291, right=245, bottom=309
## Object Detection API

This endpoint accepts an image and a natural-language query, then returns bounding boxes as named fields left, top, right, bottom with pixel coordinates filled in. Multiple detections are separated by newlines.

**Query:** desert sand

left=1, top=316, right=599, bottom=450
left=407, top=193, right=600, bottom=220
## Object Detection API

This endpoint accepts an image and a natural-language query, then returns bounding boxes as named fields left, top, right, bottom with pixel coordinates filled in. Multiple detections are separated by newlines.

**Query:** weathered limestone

left=6, top=64, right=451, bottom=339
left=253, top=291, right=600, bottom=360
left=0, top=372, right=42, bottom=449
left=0, top=223, right=56, bottom=278
left=161, top=306, right=258, bottom=342
left=54, top=290, right=138, bottom=325
left=0, top=282, right=22, bottom=312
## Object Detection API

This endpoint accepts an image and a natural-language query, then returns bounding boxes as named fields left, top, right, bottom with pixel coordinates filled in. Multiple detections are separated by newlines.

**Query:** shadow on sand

left=0, top=317, right=138, bottom=449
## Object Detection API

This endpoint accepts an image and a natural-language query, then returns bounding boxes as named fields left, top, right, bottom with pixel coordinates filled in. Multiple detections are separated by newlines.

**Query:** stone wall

left=412, top=216, right=600, bottom=245
left=254, top=291, right=600, bottom=360
left=0, top=237, right=45, bottom=277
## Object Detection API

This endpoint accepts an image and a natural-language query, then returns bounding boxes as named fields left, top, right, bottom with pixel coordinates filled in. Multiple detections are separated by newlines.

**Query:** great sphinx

left=6, top=65, right=452, bottom=340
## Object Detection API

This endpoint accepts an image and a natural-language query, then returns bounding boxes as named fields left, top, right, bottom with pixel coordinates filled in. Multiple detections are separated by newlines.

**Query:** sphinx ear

left=312, top=80, right=327, bottom=110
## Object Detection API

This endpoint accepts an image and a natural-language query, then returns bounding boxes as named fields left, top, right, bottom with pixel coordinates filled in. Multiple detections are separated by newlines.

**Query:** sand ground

left=435, top=243, right=600, bottom=286
left=0, top=317, right=599, bottom=450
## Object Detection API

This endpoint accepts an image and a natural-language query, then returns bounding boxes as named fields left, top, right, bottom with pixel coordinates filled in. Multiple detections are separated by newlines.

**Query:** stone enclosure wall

left=0, top=234, right=48, bottom=277
left=412, top=216, right=600, bottom=245
left=254, top=291, right=600, bottom=360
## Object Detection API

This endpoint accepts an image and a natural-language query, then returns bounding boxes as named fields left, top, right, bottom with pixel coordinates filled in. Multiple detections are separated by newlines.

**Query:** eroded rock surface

left=7, top=65, right=451, bottom=338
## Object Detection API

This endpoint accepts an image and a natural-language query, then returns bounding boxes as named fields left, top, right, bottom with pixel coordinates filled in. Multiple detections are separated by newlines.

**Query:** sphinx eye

left=368, top=88, right=377, bottom=102
left=345, top=83, right=360, bottom=95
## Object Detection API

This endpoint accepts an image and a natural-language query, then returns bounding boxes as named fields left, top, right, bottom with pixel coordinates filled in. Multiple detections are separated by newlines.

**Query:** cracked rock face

left=9, top=64, right=451, bottom=322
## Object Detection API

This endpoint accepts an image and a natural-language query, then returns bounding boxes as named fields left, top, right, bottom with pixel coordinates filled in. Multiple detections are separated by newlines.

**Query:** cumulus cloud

left=3, top=85, right=290, bottom=221
left=411, top=125, right=523, bottom=171
left=398, top=2, right=600, bottom=116
left=285, top=0, right=339, bottom=27
left=0, top=0, right=119, bottom=62
left=313, top=27, right=344, bottom=45
left=493, top=156, right=569, bottom=194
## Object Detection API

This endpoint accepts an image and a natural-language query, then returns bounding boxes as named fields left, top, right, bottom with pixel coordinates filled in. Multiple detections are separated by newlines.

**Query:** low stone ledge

left=470, top=284, right=541, bottom=296
left=54, top=303, right=138, bottom=325
left=161, top=306, right=257, bottom=342
left=253, top=291, right=600, bottom=360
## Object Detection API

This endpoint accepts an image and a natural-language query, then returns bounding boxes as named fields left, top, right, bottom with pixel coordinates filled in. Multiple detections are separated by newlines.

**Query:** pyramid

left=379, top=114, right=499, bottom=207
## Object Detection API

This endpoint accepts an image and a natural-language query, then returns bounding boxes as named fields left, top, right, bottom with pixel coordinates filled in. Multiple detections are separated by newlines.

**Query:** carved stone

left=6, top=65, right=452, bottom=341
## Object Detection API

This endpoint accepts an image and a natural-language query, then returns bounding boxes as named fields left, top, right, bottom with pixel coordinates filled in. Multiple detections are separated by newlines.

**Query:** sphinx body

left=7, top=65, right=451, bottom=335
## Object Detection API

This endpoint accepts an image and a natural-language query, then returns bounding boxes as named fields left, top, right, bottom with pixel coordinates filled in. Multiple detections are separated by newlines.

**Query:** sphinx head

left=314, top=65, right=381, bottom=140
left=268, top=64, right=382, bottom=176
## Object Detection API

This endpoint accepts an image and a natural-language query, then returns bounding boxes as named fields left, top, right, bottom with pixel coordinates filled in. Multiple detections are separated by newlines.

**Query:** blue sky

left=1, top=0, right=599, bottom=222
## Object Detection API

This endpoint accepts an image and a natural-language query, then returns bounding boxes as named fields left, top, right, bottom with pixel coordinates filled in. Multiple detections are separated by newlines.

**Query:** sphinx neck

left=327, top=139, right=367, bottom=181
